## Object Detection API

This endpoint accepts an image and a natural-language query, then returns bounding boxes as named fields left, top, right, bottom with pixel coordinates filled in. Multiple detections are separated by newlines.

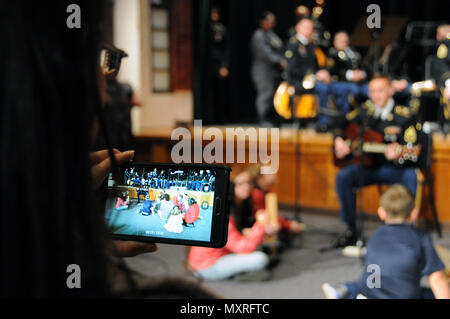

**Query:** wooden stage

left=133, top=126, right=450, bottom=224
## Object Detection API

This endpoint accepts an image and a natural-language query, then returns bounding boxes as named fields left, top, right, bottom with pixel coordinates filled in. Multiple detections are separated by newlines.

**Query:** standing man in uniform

left=250, top=12, right=286, bottom=126
left=429, top=24, right=450, bottom=129
left=207, top=7, right=230, bottom=125
left=284, top=17, right=331, bottom=128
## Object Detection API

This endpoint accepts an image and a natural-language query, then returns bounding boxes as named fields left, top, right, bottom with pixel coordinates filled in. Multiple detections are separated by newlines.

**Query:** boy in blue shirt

left=322, top=184, right=450, bottom=299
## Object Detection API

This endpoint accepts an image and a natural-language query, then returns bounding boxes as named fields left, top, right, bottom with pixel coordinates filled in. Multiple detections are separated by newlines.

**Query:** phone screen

left=105, top=163, right=221, bottom=244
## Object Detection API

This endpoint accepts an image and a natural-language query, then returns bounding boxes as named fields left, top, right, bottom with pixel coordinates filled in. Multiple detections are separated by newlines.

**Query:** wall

left=113, top=0, right=193, bottom=131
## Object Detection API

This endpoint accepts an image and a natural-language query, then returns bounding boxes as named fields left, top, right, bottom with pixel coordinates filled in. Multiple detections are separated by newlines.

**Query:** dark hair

left=259, top=11, right=275, bottom=22
left=228, top=166, right=255, bottom=231
left=0, top=0, right=111, bottom=297
left=1, top=0, right=218, bottom=300
left=229, top=182, right=255, bottom=232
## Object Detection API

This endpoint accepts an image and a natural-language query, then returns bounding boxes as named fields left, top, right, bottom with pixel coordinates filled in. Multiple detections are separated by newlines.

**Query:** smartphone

left=105, top=162, right=231, bottom=248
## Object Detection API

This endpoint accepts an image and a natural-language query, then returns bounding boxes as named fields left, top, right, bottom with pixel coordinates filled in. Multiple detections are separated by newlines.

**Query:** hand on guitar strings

left=384, top=143, right=402, bottom=161
left=334, top=137, right=351, bottom=160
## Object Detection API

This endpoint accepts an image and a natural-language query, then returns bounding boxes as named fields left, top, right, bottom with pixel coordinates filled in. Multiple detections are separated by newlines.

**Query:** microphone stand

left=372, top=29, right=381, bottom=75
left=356, top=113, right=369, bottom=250
left=291, top=95, right=303, bottom=222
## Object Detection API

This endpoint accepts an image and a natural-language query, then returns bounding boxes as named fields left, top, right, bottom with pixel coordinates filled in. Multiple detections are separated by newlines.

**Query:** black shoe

left=330, top=229, right=358, bottom=249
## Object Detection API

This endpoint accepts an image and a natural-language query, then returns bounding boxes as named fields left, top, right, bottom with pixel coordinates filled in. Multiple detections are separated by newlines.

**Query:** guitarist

left=332, top=74, right=423, bottom=248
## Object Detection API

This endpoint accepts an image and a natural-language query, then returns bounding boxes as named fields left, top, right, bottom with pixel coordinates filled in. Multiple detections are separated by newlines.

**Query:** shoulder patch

left=362, top=101, right=376, bottom=114
left=346, top=109, right=359, bottom=121
left=363, top=100, right=374, bottom=109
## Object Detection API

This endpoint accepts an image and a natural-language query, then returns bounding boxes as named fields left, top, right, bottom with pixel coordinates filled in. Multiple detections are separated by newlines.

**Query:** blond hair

left=380, top=185, right=415, bottom=220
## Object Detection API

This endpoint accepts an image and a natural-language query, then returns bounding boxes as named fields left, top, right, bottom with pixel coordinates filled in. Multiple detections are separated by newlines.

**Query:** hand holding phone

left=105, top=162, right=231, bottom=248
left=112, top=241, right=158, bottom=258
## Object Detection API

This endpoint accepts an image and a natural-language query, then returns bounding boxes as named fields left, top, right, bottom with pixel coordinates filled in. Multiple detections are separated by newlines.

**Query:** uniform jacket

left=327, top=47, right=365, bottom=82
left=250, top=28, right=285, bottom=79
left=333, top=99, right=426, bottom=168
left=284, top=35, right=319, bottom=94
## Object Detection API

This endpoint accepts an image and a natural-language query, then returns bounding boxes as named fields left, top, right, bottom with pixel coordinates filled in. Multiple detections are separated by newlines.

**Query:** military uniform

left=284, top=35, right=329, bottom=124
left=326, top=47, right=369, bottom=118
left=211, top=22, right=230, bottom=74
left=430, top=39, right=450, bottom=122
left=285, top=35, right=319, bottom=94
left=206, top=21, right=230, bottom=125
left=327, top=47, right=365, bottom=82
left=334, top=100, right=423, bottom=232
left=430, top=39, right=450, bottom=88
left=250, top=28, right=285, bottom=123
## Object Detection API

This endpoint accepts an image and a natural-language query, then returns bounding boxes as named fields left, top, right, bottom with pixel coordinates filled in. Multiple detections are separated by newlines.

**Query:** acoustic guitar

left=334, top=123, right=422, bottom=168
left=273, top=81, right=318, bottom=120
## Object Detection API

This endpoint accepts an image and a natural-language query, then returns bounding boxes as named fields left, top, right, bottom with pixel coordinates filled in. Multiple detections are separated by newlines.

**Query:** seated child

left=115, top=192, right=129, bottom=211
left=250, top=165, right=305, bottom=235
left=163, top=206, right=184, bottom=234
left=183, top=198, right=200, bottom=227
left=139, top=195, right=153, bottom=216
left=187, top=166, right=279, bottom=281
left=322, top=185, right=450, bottom=299
left=173, top=193, right=187, bottom=214
left=157, top=193, right=174, bottom=220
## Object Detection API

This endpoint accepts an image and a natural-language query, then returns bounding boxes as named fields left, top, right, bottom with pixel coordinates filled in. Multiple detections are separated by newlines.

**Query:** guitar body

left=273, top=81, right=318, bottom=120
left=315, top=47, right=328, bottom=69
left=333, top=123, right=384, bottom=168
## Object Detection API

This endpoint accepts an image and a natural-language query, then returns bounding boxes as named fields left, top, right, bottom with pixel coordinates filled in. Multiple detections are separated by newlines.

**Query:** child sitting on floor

left=187, top=166, right=279, bottom=281
left=249, top=165, right=305, bottom=236
left=322, top=184, right=450, bottom=299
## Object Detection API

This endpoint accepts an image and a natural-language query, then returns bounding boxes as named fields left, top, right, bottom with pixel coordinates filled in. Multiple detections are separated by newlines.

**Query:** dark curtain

left=193, top=0, right=211, bottom=122
left=194, top=0, right=450, bottom=125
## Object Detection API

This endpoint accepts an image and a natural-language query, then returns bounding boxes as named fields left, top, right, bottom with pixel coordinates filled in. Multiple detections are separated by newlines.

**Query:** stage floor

left=124, top=210, right=450, bottom=299
left=134, top=127, right=450, bottom=223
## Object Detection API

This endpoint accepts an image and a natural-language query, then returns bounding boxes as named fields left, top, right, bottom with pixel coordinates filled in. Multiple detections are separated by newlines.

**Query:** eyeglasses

left=100, top=43, right=128, bottom=79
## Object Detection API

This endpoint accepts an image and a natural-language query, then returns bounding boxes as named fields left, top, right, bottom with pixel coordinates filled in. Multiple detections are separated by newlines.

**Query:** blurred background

left=105, top=0, right=450, bottom=129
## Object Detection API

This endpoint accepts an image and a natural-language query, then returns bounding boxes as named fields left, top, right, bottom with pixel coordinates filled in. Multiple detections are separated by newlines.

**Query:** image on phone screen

left=105, top=164, right=217, bottom=243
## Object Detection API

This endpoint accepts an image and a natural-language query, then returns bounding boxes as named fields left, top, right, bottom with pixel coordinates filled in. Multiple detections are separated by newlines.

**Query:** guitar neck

left=362, top=142, right=388, bottom=154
